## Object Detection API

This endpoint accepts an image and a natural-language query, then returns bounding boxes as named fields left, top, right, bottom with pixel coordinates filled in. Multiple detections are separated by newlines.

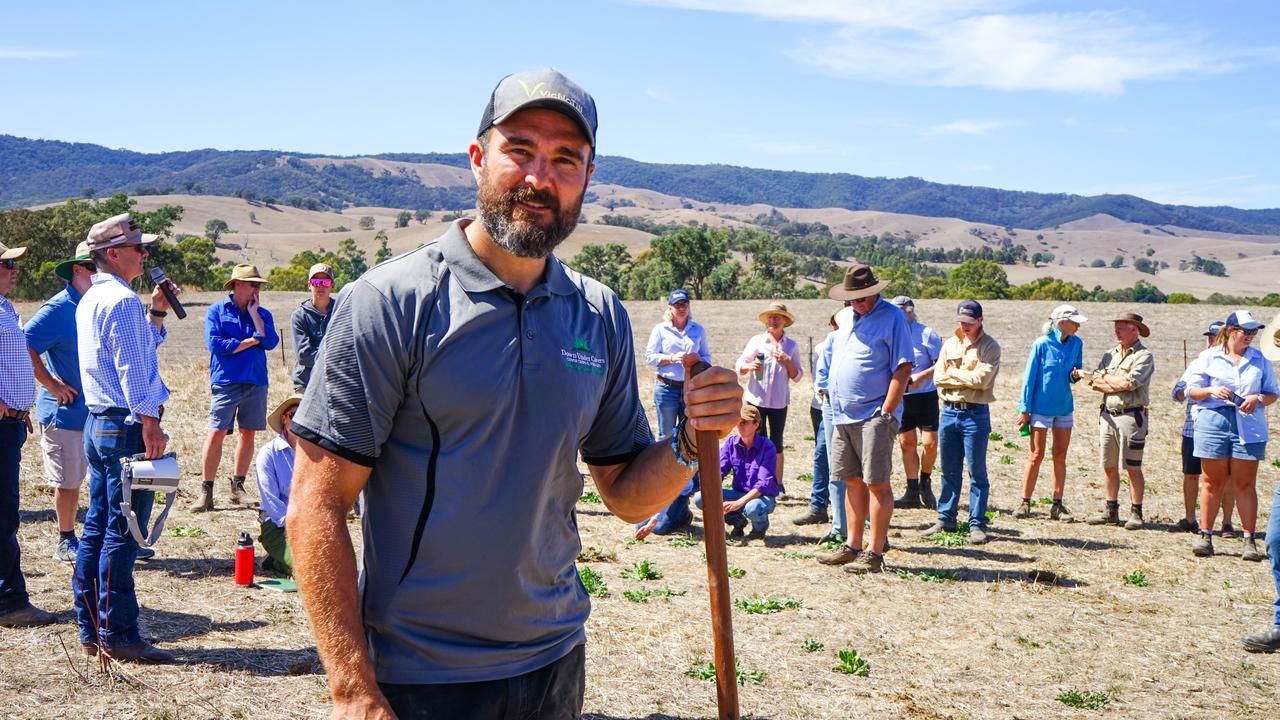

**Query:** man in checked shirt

left=72, top=213, right=179, bottom=663
left=0, top=239, right=59, bottom=629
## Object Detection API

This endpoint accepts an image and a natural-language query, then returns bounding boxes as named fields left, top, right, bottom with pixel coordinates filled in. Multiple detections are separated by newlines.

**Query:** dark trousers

left=73, top=411, right=153, bottom=647
left=380, top=644, right=586, bottom=720
left=0, top=418, right=30, bottom=613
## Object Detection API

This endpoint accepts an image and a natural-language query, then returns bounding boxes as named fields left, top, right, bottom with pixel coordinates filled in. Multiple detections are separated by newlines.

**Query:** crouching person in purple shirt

left=255, top=394, right=301, bottom=576
left=695, top=405, right=779, bottom=541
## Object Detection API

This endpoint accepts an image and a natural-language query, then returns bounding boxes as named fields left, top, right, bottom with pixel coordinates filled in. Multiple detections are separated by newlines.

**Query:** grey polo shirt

left=292, top=220, right=652, bottom=684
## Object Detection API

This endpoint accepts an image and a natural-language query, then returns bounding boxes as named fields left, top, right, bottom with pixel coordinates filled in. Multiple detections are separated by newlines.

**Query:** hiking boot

left=1013, top=500, right=1032, bottom=519
left=1191, top=533, right=1214, bottom=557
left=969, top=526, right=989, bottom=545
left=101, top=640, right=176, bottom=664
left=1049, top=502, right=1074, bottom=523
left=137, top=547, right=155, bottom=561
left=817, top=544, right=860, bottom=566
left=1170, top=517, right=1199, bottom=533
left=893, top=479, right=922, bottom=509
left=229, top=477, right=246, bottom=504
left=190, top=481, right=214, bottom=512
left=0, top=603, right=57, bottom=628
left=920, top=521, right=957, bottom=538
left=54, top=536, right=79, bottom=563
left=728, top=524, right=745, bottom=540
left=1243, top=626, right=1280, bottom=653
left=746, top=528, right=767, bottom=542
left=1220, top=522, right=1237, bottom=539
left=842, top=551, right=885, bottom=575
left=1124, top=506, right=1144, bottom=531
left=919, top=474, right=937, bottom=510
left=1087, top=504, right=1121, bottom=526
left=1242, top=537, right=1264, bottom=562
left=793, top=507, right=829, bottom=526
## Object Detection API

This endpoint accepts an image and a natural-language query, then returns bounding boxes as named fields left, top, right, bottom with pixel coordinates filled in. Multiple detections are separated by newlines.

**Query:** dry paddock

left=3, top=293, right=1278, bottom=720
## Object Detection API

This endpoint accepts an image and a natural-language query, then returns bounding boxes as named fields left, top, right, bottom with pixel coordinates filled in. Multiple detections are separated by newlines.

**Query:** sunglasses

left=1242, top=328, right=1260, bottom=336
left=310, top=277, right=334, bottom=288
left=0, top=259, right=16, bottom=270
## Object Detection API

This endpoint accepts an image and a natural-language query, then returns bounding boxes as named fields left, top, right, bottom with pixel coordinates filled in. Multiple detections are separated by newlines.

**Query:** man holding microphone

left=73, top=212, right=177, bottom=663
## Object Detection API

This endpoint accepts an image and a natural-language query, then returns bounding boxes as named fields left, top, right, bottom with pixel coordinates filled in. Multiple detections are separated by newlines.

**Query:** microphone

left=149, top=266, right=187, bottom=319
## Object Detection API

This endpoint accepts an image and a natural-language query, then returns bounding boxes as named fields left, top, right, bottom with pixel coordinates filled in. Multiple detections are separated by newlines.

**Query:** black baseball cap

left=956, top=300, right=983, bottom=323
left=477, top=69, right=597, bottom=153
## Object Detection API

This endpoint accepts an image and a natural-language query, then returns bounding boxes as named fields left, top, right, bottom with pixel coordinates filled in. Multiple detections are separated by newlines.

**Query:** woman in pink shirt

left=736, top=301, right=803, bottom=492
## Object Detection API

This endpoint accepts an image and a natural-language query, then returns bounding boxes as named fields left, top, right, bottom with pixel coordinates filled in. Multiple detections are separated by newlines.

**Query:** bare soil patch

left=4, top=296, right=1277, bottom=719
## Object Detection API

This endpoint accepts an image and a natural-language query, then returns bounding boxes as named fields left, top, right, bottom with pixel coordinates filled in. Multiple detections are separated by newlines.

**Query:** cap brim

left=491, top=99, right=596, bottom=149
left=828, top=279, right=889, bottom=301
left=956, top=314, right=980, bottom=323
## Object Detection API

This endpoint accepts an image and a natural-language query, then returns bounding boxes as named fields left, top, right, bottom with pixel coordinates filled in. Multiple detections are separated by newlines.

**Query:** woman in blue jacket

left=1014, top=305, right=1086, bottom=521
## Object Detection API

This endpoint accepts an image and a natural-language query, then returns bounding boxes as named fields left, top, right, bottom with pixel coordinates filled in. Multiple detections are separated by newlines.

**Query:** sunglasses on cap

left=310, top=277, right=334, bottom=288
left=0, top=259, right=16, bottom=270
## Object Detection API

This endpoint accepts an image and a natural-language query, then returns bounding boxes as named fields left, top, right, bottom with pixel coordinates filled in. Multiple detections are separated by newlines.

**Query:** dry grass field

left=4, top=292, right=1279, bottom=719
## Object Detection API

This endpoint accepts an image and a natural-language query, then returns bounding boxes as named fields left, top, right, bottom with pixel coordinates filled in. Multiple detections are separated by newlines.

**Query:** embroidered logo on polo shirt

left=561, top=339, right=605, bottom=375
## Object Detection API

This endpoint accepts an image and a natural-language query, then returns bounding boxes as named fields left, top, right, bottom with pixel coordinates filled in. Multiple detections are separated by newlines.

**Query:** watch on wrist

left=149, top=307, right=168, bottom=318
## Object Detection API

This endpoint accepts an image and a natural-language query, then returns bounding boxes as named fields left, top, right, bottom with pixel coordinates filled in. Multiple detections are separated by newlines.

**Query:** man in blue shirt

left=194, top=264, right=278, bottom=512
left=818, top=265, right=914, bottom=575
left=23, top=242, right=95, bottom=563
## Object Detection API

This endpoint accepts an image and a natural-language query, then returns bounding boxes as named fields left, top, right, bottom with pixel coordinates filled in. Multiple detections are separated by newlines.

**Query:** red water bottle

left=235, top=531, right=255, bottom=586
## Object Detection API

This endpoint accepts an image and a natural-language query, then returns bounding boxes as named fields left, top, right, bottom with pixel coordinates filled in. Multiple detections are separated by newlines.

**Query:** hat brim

left=1259, top=312, right=1280, bottom=363
left=1112, top=318, right=1150, bottom=337
left=956, top=314, right=981, bottom=323
left=268, top=394, right=304, bottom=435
left=54, top=254, right=92, bottom=282
left=828, top=279, right=890, bottom=301
left=222, top=277, right=269, bottom=291
left=758, top=309, right=795, bottom=328
left=0, top=246, right=28, bottom=261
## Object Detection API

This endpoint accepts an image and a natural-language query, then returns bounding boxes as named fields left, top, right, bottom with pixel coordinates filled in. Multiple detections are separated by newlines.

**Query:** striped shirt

left=76, top=273, right=169, bottom=423
left=0, top=296, right=36, bottom=411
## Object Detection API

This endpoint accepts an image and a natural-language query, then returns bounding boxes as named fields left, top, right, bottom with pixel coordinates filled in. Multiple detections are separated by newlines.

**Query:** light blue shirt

left=830, top=298, right=914, bottom=425
left=1018, top=325, right=1083, bottom=416
left=254, top=434, right=294, bottom=528
left=1181, top=345, right=1280, bottom=444
left=905, top=320, right=943, bottom=395
left=811, top=330, right=836, bottom=409
left=76, top=273, right=169, bottom=423
left=644, top=319, right=710, bottom=382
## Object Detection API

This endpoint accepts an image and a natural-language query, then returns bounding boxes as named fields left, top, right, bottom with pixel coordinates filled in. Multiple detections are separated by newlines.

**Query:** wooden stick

left=686, top=358, right=739, bottom=720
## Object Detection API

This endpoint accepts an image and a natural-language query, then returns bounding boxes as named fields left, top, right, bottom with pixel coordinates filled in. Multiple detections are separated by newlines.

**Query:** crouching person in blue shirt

left=255, top=394, right=301, bottom=576
left=695, top=404, right=779, bottom=541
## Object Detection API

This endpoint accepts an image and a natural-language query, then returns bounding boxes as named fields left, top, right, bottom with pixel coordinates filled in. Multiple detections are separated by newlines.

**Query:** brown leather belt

left=1103, top=406, right=1144, bottom=417
left=656, top=376, right=685, bottom=389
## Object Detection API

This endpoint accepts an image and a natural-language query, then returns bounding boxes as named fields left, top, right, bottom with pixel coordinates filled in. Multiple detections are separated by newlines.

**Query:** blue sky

left=2, top=1, right=1277, bottom=208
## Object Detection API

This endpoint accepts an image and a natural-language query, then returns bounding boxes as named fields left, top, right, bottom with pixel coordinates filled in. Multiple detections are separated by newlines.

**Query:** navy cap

left=1226, top=310, right=1265, bottom=331
left=477, top=69, right=597, bottom=152
left=667, top=289, right=690, bottom=304
left=1203, top=321, right=1224, bottom=336
left=956, top=300, right=983, bottom=322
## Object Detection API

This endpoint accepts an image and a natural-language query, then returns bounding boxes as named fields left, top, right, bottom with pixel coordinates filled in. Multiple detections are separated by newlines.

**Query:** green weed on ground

left=728, top=566, right=746, bottom=578
left=579, top=491, right=602, bottom=504
left=578, top=566, right=608, bottom=597
left=1016, top=636, right=1044, bottom=649
left=802, top=638, right=824, bottom=652
left=623, top=587, right=687, bottom=603
left=667, top=535, right=699, bottom=548
left=780, top=551, right=814, bottom=560
left=833, top=649, right=870, bottom=676
left=621, top=559, right=663, bottom=581
left=1057, top=689, right=1111, bottom=710
left=1124, top=570, right=1150, bottom=587
left=896, top=568, right=957, bottom=583
left=169, top=526, right=206, bottom=538
left=734, top=595, right=802, bottom=614
left=685, top=659, right=766, bottom=686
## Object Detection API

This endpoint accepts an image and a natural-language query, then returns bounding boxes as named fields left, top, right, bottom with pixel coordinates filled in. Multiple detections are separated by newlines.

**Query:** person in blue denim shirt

left=1015, top=304, right=1086, bottom=522
left=1181, top=310, right=1278, bottom=561
left=195, top=263, right=279, bottom=512
left=694, top=405, right=778, bottom=540
left=634, top=289, right=711, bottom=540
left=794, top=312, right=840, bottom=531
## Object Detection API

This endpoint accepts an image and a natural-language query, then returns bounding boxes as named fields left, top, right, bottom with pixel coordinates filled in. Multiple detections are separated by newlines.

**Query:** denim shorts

left=209, top=383, right=268, bottom=431
left=1030, top=413, right=1073, bottom=429
left=1193, top=406, right=1265, bottom=461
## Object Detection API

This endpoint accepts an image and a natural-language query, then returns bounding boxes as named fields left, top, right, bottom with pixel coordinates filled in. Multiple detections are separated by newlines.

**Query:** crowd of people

left=0, top=68, right=1277, bottom=720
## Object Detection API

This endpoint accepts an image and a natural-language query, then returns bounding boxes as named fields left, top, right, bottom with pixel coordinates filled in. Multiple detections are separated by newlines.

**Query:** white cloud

left=632, top=1, right=1238, bottom=94
left=0, top=48, right=76, bottom=60
left=925, top=119, right=1010, bottom=136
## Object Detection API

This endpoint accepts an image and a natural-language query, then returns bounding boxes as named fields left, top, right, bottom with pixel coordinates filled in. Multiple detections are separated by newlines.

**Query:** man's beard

left=476, top=174, right=584, bottom=259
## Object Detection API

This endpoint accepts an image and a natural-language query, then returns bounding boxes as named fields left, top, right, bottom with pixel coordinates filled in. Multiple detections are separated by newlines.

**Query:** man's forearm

left=27, top=347, right=60, bottom=392
left=590, top=439, right=696, bottom=524
left=882, top=365, right=912, bottom=414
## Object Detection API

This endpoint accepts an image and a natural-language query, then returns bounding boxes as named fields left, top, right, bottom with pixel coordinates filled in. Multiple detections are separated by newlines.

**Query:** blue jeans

left=936, top=404, right=991, bottom=529
left=640, top=381, right=692, bottom=534
left=823, top=399, right=847, bottom=537
left=695, top=487, right=777, bottom=533
left=0, top=419, right=30, bottom=613
left=1267, top=479, right=1280, bottom=627
left=74, top=411, right=154, bottom=647
left=808, top=405, right=829, bottom=512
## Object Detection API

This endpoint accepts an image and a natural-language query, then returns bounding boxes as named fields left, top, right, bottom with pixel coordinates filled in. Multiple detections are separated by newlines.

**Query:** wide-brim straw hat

left=1111, top=312, right=1150, bottom=338
left=757, top=302, right=795, bottom=328
left=223, top=263, right=269, bottom=290
left=828, top=263, right=889, bottom=301
left=1260, top=312, right=1280, bottom=363
left=268, top=393, right=304, bottom=435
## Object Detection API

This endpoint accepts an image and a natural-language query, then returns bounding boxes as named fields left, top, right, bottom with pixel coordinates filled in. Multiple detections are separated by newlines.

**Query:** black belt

left=1, top=408, right=30, bottom=421
left=943, top=400, right=984, bottom=410
left=656, top=376, right=685, bottom=389
left=92, top=405, right=165, bottom=419
left=1102, top=406, right=1144, bottom=417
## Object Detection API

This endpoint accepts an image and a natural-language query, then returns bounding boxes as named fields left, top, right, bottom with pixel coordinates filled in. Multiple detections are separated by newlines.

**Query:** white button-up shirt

left=76, top=273, right=169, bottom=423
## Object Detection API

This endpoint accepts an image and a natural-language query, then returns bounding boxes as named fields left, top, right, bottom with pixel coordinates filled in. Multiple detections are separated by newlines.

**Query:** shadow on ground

left=896, top=545, right=1034, bottom=564
left=179, top=646, right=321, bottom=676
left=134, top=556, right=235, bottom=578
left=140, top=607, right=269, bottom=643
left=890, top=564, right=1088, bottom=587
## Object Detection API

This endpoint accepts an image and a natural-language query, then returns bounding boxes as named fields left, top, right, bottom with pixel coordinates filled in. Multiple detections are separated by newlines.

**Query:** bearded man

left=286, top=69, right=742, bottom=719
